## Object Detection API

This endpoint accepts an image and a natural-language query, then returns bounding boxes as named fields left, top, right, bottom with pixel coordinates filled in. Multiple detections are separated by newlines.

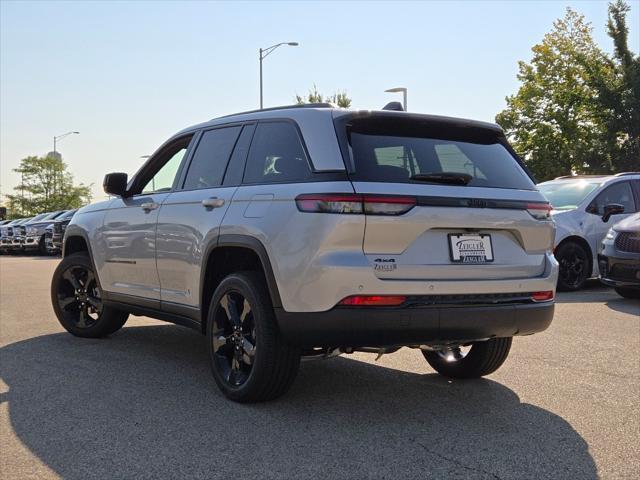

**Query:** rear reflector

left=295, top=193, right=416, bottom=215
left=531, top=291, right=554, bottom=302
left=526, top=202, right=552, bottom=220
left=339, top=295, right=407, bottom=306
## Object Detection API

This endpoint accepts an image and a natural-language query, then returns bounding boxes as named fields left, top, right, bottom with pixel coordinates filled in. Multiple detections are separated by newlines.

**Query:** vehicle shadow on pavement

left=0, top=325, right=597, bottom=480
left=555, top=281, right=616, bottom=304
left=606, top=297, right=640, bottom=316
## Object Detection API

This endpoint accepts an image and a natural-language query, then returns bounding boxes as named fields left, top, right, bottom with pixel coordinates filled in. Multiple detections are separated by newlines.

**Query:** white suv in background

left=538, top=173, right=640, bottom=290
left=51, top=105, right=558, bottom=402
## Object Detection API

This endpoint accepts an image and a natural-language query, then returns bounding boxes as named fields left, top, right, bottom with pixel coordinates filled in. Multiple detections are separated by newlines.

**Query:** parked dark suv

left=599, top=212, right=640, bottom=298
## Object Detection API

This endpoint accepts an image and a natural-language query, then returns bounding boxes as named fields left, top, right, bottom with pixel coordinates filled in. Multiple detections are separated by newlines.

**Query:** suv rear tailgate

left=355, top=182, right=554, bottom=280
left=334, top=111, right=554, bottom=281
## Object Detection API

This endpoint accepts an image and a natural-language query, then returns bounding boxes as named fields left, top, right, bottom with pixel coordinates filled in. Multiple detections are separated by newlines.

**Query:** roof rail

left=215, top=103, right=334, bottom=120
left=614, top=172, right=640, bottom=177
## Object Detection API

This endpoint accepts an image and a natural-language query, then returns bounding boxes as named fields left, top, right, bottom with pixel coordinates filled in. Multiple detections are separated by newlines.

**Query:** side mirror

left=103, top=172, right=128, bottom=197
left=602, top=203, right=624, bottom=223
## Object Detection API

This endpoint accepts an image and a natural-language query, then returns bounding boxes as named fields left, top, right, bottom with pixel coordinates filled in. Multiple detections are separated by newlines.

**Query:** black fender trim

left=201, top=234, right=283, bottom=309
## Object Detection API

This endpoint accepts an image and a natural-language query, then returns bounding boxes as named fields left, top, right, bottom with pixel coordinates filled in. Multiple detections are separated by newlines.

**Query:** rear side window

left=183, top=126, right=242, bottom=190
left=244, top=122, right=311, bottom=184
left=344, top=117, right=534, bottom=190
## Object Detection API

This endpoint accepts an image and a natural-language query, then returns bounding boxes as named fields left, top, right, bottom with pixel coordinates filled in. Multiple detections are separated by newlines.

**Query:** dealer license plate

left=448, top=234, right=494, bottom=263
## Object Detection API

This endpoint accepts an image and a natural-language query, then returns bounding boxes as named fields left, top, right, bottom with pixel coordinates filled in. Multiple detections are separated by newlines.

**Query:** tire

left=207, top=271, right=300, bottom=403
left=614, top=287, right=640, bottom=299
left=38, top=235, right=47, bottom=255
left=556, top=241, right=590, bottom=291
left=51, top=252, right=129, bottom=338
left=422, top=337, right=513, bottom=379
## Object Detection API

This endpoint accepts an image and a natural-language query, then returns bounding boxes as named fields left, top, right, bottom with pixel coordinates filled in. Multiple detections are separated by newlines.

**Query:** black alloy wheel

left=51, top=252, right=128, bottom=337
left=207, top=272, right=300, bottom=402
left=556, top=241, right=589, bottom=291
left=55, top=264, right=103, bottom=329
left=211, top=291, right=257, bottom=387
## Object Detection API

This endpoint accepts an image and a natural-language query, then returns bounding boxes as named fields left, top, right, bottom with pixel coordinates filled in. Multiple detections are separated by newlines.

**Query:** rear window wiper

left=410, top=172, right=472, bottom=186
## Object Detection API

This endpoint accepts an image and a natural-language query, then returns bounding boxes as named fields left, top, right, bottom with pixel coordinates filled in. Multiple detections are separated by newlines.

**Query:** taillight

left=295, top=194, right=363, bottom=214
left=295, top=193, right=416, bottom=215
left=339, top=295, right=407, bottom=306
left=531, top=291, right=554, bottom=302
left=526, top=202, right=552, bottom=220
left=362, top=195, right=416, bottom=215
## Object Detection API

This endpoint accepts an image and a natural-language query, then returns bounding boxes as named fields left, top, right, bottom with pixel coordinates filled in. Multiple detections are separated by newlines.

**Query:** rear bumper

left=275, top=301, right=554, bottom=348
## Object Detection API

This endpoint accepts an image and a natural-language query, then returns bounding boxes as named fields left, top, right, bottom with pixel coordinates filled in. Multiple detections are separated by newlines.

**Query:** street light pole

left=385, top=87, right=408, bottom=111
left=259, top=47, right=264, bottom=109
left=51, top=131, right=79, bottom=203
left=53, top=131, right=80, bottom=156
left=259, top=42, right=299, bottom=109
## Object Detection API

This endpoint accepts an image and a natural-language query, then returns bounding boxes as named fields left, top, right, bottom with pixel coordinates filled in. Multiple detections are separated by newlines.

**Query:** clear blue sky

left=1, top=0, right=638, bottom=202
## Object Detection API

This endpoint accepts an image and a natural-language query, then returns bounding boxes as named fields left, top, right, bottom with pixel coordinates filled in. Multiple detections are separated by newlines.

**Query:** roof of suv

left=182, top=104, right=503, bottom=134
left=169, top=105, right=505, bottom=173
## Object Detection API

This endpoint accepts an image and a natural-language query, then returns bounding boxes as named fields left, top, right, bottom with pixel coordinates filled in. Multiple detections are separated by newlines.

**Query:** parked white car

left=538, top=173, right=640, bottom=290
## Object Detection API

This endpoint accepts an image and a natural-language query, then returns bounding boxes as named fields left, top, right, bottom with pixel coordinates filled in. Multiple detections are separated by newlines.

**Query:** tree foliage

left=6, top=155, right=92, bottom=218
left=496, top=2, right=639, bottom=181
left=295, top=84, right=352, bottom=108
left=587, top=0, right=640, bottom=172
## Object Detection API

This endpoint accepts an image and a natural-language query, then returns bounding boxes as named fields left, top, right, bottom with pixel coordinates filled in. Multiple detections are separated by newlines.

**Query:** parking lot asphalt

left=1, top=255, right=639, bottom=479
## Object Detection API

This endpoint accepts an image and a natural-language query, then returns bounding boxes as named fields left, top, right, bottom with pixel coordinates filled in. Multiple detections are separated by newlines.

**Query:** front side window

left=142, top=148, right=186, bottom=193
left=183, top=126, right=242, bottom=190
left=244, top=122, right=311, bottom=184
left=138, top=136, right=193, bottom=194
left=590, top=181, right=636, bottom=215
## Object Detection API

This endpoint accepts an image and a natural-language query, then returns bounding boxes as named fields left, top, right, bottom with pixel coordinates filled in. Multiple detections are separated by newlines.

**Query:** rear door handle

left=202, top=197, right=225, bottom=209
left=141, top=202, right=159, bottom=212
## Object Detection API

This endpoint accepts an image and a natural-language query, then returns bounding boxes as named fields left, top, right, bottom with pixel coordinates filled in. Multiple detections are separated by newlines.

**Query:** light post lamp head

left=287, top=42, right=299, bottom=46
left=384, top=87, right=408, bottom=111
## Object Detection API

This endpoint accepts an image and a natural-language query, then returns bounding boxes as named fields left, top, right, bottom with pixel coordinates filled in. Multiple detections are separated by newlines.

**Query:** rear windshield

left=538, top=180, right=602, bottom=210
left=341, top=116, right=535, bottom=190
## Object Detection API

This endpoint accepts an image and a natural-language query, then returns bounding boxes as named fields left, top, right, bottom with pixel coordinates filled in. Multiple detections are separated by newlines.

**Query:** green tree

left=295, top=84, right=352, bottom=108
left=6, top=155, right=92, bottom=218
left=496, top=8, right=613, bottom=180
left=585, top=0, right=640, bottom=172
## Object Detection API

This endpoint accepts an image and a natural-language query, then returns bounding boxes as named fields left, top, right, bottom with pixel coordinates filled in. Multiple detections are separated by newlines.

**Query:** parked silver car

left=599, top=212, right=640, bottom=299
left=538, top=173, right=640, bottom=290
left=51, top=104, right=558, bottom=402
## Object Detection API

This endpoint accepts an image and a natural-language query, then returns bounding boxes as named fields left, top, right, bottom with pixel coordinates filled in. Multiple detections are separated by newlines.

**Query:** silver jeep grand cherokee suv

left=51, top=104, right=558, bottom=402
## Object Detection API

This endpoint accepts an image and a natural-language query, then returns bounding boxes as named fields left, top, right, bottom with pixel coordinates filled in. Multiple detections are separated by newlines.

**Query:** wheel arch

left=61, top=228, right=104, bottom=283
left=199, top=234, right=282, bottom=334
left=554, top=235, right=594, bottom=277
